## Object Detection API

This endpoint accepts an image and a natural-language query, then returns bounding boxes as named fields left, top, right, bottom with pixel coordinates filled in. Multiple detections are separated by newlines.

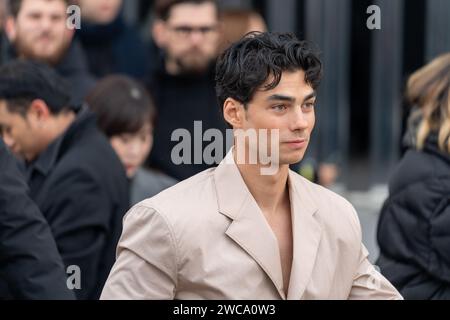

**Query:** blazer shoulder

left=136, top=168, right=217, bottom=222
left=291, top=172, right=361, bottom=239
left=291, top=172, right=355, bottom=210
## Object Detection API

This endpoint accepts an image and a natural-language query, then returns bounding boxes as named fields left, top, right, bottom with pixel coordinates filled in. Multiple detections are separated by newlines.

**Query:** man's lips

left=285, top=138, right=308, bottom=143
left=284, top=139, right=308, bottom=148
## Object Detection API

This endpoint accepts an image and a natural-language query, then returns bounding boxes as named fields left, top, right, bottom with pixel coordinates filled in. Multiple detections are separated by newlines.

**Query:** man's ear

left=27, top=100, right=51, bottom=126
left=223, top=98, right=245, bottom=129
left=152, top=20, right=167, bottom=48
left=4, top=16, right=17, bottom=42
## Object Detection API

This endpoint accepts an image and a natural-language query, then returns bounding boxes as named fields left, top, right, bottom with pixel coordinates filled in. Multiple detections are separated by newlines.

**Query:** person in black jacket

left=146, top=0, right=228, bottom=181
left=0, top=60, right=130, bottom=300
left=3, top=0, right=96, bottom=107
left=377, top=52, right=450, bottom=300
left=76, top=0, right=149, bottom=79
left=0, top=138, right=75, bottom=300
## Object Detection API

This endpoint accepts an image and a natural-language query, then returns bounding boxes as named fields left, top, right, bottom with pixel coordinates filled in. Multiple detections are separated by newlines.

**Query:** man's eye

left=51, top=15, right=64, bottom=22
left=28, top=13, right=41, bottom=20
left=303, top=102, right=316, bottom=110
left=272, top=105, right=287, bottom=111
left=174, top=26, right=192, bottom=35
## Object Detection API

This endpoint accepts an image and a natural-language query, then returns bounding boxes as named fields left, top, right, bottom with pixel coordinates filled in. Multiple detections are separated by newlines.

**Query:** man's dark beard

left=13, top=34, right=70, bottom=66
left=173, top=54, right=215, bottom=76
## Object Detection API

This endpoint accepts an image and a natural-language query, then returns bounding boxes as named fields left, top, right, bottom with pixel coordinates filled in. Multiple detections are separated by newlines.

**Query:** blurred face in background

left=0, top=0, right=6, bottom=30
left=78, top=0, right=122, bottom=24
left=153, top=2, right=220, bottom=75
left=110, top=123, right=153, bottom=178
left=5, top=0, right=73, bottom=65
left=0, top=99, right=54, bottom=162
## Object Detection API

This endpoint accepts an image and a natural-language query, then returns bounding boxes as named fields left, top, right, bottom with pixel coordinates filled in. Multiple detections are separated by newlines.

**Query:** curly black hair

left=215, top=32, right=323, bottom=110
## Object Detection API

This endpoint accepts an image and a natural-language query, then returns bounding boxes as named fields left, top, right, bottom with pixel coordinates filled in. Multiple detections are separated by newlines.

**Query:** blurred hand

left=318, top=163, right=339, bottom=187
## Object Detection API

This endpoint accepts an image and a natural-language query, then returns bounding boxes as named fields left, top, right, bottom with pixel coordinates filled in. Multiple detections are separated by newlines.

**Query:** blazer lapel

left=214, top=151, right=286, bottom=299
left=287, top=171, right=322, bottom=300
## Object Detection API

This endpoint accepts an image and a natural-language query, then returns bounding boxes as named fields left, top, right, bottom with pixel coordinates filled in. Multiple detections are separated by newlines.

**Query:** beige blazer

left=101, top=151, right=402, bottom=300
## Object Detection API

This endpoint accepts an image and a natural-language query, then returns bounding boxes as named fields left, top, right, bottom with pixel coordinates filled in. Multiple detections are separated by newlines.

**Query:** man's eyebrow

left=266, top=92, right=317, bottom=103
left=266, top=94, right=296, bottom=103
left=303, top=92, right=317, bottom=102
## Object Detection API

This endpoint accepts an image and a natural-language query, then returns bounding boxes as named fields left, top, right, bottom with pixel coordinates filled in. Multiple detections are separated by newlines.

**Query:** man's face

left=79, top=0, right=122, bottom=25
left=7, top=0, right=73, bottom=65
left=156, top=2, right=220, bottom=75
left=240, top=70, right=316, bottom=166
left=0, top=100, right=43, bottom=161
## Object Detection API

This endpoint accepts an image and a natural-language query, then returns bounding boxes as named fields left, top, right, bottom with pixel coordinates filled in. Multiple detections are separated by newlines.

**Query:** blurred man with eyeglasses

left=146, top=0, right=228, bottom=181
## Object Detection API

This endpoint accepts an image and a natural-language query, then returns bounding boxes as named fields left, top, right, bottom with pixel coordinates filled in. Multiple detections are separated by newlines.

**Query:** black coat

left=55, top=40, right=97, bottom=107
left=76, top=15, right=149, bottom=79
left=147, top=63, right=228, bottom=181
left=377, top=134, right=450, bottom=299
left=25, top=107, right=130, bottom=300
left=0, top=139, right=74, bottom=300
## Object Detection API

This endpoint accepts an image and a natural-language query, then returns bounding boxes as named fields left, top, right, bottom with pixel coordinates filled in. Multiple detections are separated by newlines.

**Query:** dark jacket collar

left=55, top=40, right=92, bottom=78
left=77, top=15, right=125, bottom=44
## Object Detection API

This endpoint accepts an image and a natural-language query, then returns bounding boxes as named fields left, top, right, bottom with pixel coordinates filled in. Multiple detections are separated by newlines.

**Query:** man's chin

left=280, top=153, right=306, bottom=166
left=27, top=45, right=68, bottom=65
left=177, top=58, right=212, bottom=74
left=32, top=53, right=62, bottom=65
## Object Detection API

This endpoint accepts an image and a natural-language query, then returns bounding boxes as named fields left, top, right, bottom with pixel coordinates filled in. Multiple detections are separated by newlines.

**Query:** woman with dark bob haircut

left=87, top=75, right=177, bottom=205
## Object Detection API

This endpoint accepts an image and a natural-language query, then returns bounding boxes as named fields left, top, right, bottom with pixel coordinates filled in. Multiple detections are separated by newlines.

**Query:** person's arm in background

left=0, top=138, right=75, bottom=300
left=44, top=169, right=120, bottom=300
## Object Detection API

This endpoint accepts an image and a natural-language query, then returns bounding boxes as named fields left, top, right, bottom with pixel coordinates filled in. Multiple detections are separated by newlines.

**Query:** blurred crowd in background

left=0, top=0, right=449, bottom=300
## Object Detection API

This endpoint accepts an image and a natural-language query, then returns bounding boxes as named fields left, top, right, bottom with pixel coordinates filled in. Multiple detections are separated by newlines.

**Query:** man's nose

left=40, top=17, right=53, bottom=31
left=189, top=31, right=204, bottom=45
left=291, top=107, right=309, bottom=130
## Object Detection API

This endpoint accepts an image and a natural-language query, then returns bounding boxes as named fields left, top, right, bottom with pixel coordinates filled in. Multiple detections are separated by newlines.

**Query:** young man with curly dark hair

left=101, top=32, right=402, bottom=300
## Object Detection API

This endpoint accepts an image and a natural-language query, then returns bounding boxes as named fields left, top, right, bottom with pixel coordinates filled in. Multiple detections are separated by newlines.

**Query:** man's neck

left=45, top=111, right=76, bottom=146
left=234, top=150, right=290, bottom=218
left=28, top=111, right=76, bottom=165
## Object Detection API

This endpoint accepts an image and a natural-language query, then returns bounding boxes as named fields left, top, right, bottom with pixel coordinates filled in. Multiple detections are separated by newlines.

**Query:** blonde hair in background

left=406, top=52, right=450, bottom=153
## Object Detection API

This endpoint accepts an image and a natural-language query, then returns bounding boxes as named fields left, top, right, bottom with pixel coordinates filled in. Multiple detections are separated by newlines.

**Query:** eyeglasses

left=168, top=25, right=219, bottom=38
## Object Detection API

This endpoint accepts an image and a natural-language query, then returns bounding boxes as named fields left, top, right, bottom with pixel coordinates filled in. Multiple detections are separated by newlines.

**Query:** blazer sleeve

left=342, top=201, right=403, bottom=300
left=0, top=140, right=75, bottom=300
left=349, top=244, right=403, bottom=300
left=101, top=204, right=178, bottom=300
